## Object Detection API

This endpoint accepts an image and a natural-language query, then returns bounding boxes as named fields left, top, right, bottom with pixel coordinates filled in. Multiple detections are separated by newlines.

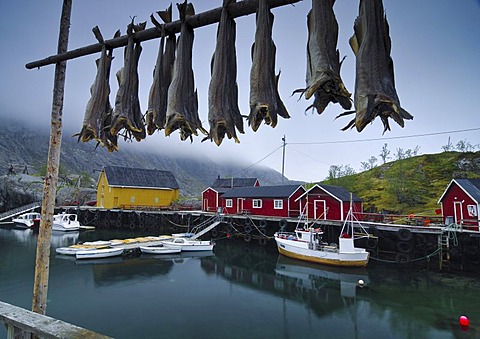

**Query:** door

left=314, top=200, right=327, bottom=220
left=237, top=198, right=243, bottom=214
left=203, top=198, right=208, bottom=211
left=113, top=197, right=119, bottom=208
left=453, top=201, right=463, bottom=225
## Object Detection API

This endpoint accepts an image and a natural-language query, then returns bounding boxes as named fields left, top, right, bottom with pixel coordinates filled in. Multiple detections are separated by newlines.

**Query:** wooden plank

left=0, top=301, right=111, bottom=339
left=25, top=0, right=302, bottom=69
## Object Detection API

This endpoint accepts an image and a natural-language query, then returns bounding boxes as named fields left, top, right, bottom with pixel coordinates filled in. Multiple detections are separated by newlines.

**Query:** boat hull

left=75, top=248, right=124, bottom=259
left=275, top=236, right=369, bottom=268
left=162, top=239, right=214, bottom=252
left=140, top=246, right=181, bottom=255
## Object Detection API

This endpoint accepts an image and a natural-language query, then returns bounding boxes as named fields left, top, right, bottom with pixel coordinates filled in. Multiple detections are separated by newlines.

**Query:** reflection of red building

left=296, top=184, right=362, bottom=221
left=220, top=185, right=305, bottom=218
left=438, top=179, right=480, bottom=230
left=202, top=177, right=259, bottom=212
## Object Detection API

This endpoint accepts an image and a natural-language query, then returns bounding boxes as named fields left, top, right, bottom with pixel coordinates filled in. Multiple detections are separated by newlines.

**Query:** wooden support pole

left=32, top=0, right=72, bottom=315
left=25, top=0, right=302, bottom=69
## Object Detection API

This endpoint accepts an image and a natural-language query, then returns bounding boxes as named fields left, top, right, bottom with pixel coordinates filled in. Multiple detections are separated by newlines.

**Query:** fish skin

left=111, top=19, right=147, bottom=142
left=294, top=0, right=351, bottom=114
left=75, top=27, right=118, bottom=152
left=205, top=0, right=244, bottom=146
left=165, top=2, right=207, bottom=141
left=248, top=0, right=289, bottom=132
left=146, top=5, right=176, bottom=135
left=345, top=0, right=413, bottom=133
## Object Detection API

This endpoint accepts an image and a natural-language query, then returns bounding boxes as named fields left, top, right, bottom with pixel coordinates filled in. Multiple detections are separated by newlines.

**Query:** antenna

left=281, top=135, right=286, bottom=184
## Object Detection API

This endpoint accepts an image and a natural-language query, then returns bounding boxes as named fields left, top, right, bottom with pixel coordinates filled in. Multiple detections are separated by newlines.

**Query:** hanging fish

left=111, top=18, right=147, bottom=142
left=146, top=5, right=176, bottom=135
left=165, top=1, right=207, bottom=142
left=248, top=0, right=289, bottom=132
left=293, top=0, right=351, bottom=114
left=338, top=0, right=412, bottom=133
left=75, top=27, right=119, bottom=152
left=204, top=0, right=244, bottom=146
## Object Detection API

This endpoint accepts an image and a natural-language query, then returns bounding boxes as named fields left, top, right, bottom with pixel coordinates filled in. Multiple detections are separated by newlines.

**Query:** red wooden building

left=220, top=184, right=305, bottom=218
left=202, top=177, right=259, bottom=212
left=438, top=178, right=480, bottom=230
left=295, top=184, right=363, bottom=221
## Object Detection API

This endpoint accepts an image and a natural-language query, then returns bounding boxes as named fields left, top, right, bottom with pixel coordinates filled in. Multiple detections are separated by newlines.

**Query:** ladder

left=438, top=232, right=450, bottom=270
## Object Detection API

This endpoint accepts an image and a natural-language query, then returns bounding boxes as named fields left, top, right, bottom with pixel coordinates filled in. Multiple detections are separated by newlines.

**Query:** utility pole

left=281, top=135, right=286, bottom=184
left=32, top=0, right=72, bottom=315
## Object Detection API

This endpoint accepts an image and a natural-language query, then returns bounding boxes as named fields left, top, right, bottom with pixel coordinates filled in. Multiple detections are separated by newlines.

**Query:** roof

left=221, top=185, right=304, bottom=199
left=438, top=178, right=480, bottom=204
left=211, top=177, right=258, bottom=188
left=102, top=166, right=179, bottom=190
left=296, top=184, right=362, bottom=202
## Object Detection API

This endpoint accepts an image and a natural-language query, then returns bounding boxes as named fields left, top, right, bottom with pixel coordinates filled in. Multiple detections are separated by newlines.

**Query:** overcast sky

left=1, top=0, right=479, bottom=182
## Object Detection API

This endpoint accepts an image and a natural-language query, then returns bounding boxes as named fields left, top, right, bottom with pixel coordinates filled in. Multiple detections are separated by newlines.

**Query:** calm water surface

left=1, top=225, right=479, bottom=339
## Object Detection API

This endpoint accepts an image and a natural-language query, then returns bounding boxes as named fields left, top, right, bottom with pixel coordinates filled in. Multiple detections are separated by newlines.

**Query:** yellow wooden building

left=96, top=166, right=179, bottom=209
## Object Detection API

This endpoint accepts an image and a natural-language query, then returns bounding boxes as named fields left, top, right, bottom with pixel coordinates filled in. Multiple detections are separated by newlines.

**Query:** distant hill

left=322, top=151, right=480, bottom=215
left=0, top=116, right=300, bottom=199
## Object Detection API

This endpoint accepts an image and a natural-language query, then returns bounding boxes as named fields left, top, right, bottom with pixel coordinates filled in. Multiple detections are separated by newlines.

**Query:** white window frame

left=226, top=199, right=233, bottom=208
left=130, top=196, right=135, bottom=203
left=253, top=199, right=262, bottom=208
left=274, top=199, right=283, bottom=209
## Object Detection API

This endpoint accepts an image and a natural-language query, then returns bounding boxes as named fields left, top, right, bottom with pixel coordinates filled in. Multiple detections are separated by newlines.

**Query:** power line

left=288, top=127, right=480, bottom=145
left=233, top=144, right=283, bottom=176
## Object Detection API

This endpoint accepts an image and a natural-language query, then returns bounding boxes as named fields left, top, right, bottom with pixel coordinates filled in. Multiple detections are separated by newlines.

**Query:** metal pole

left=281, top=135, right=286, bottom=184
left=32, top=0, right=72, bottom=315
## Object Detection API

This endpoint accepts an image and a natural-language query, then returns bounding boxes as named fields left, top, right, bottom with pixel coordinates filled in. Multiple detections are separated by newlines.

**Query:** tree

left=361, top=156, right=378, bottom=171
left=379, top=143, right=390, bottom=164
left=442, top=137, right=454, bottom=152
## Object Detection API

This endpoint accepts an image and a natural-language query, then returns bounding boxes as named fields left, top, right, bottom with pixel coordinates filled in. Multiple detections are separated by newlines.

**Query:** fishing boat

left=161, top=237, right=215, bottom=252
left=52, top=213, right=81, bottom=232
left=140, top=245, right=181, bottom=255
left=75, top=247, right=124, bottom=260
left=274, top=205, right=370, bottom=268
left=12, top=212, right=41, bottom=229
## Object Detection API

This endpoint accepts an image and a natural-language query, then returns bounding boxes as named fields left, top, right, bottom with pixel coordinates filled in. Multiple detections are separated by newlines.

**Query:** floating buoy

left=459, top=315, right=469, bottom=330
left=357, top=279, right=365, bottom=287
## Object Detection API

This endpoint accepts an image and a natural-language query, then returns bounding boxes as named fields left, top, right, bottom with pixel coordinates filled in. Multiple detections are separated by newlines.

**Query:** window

left=154, top=197, right=159, bottom=204
left=130, top=196, right=135, bottom=203
left=253, top=199, right=262, bottom=208
left=226, top=199, right=233, bottom=208
left=274, top=200, right=283, bottom=209
left=467, top=205, right=477, bottom=217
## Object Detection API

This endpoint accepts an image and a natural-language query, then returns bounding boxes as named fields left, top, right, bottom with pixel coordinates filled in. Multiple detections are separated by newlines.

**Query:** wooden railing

left=0, top=301, right=111, bottom=339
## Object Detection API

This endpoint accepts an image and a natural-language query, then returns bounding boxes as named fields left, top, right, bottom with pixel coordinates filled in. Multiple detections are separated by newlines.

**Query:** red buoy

left=459, top=315, right=469, bottom=331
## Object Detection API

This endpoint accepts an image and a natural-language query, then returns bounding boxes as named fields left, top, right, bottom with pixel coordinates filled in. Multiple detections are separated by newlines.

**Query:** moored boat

left=75, top=247, right=124, bottom=260
left=140, top=246, right=181, bottom=255
left=52, top=213, right=81, bottom=232
left=161, top=237, right=215, bottom=251
left=274, top=205, right=370, bottom=268
left=12, top=212, right=41, bottom=229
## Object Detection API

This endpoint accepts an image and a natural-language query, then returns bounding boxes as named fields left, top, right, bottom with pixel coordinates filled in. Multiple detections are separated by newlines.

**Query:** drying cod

left=165, top=1, right=207, bottom=141
left=75, top=27, right=119, bottom=152
left=248, top=0, right=289, bottom=131
left=293, top=0, right=351, bottom=114
left=146, top=5, right=176, bottom=135
left=339, top=0, right=412, bottom=133
left=204, top=0, right=244, bottom=146
left=111, top=19, right=147, bottom=142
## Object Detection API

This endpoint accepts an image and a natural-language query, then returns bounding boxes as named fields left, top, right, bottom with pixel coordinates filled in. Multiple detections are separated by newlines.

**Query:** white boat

left=161, top=237, right=215, bottom=251
left=75, top=247, right=124, bottom=260
left=140, top=246, right=181, bottom=255
left=12, top=212, right=41, bottom=228
left=274, top=206, right=370, bottom=268
left=52, top=213, right=81, bottom=232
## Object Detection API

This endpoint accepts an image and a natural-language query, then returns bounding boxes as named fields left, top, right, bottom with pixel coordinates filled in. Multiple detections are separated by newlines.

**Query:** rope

left=369, top=248, right=441, bottom=264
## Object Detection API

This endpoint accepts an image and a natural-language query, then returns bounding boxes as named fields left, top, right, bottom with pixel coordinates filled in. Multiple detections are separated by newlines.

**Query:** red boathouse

left=296, top=184, right=363, bottom=221
left=202, top=177, right=259, bottom=212
left=438, top=178, right=480, bottom=230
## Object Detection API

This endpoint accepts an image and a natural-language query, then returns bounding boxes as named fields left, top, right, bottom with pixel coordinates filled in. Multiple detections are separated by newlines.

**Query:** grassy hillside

left=322, top=151, right=480, bottom=215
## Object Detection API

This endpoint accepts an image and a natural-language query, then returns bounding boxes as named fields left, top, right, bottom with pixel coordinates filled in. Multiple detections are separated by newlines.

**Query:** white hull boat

left=274, top=205, right=369, bottom=268
left=53, top=213, right=81, bottom=232
left=140, top=246, right=181, bottom=255
left=12, top=212, right=41, bottom=229
left=162, top=237, right=215, bottom=251
left=76, top=247, right=124, bottom=260
left=55, top=243, right=110, bottom=256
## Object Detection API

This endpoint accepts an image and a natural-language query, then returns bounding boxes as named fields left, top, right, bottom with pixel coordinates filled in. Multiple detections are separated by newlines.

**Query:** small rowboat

left=140, top=246, right=181, bottom=255
left=75, top=247, right=124, bottom=260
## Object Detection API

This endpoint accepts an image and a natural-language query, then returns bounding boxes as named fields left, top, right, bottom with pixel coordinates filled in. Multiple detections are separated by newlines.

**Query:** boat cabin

left=438, top=178, right=480, bottom=230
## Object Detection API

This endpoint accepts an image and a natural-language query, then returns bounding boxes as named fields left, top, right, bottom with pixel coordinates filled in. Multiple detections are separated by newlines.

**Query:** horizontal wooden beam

left=26, top=0, right=302, bottom=69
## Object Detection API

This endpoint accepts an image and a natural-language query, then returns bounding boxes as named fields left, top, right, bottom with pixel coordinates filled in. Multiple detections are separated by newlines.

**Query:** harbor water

left=1, top=225, right=479, bottom=338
